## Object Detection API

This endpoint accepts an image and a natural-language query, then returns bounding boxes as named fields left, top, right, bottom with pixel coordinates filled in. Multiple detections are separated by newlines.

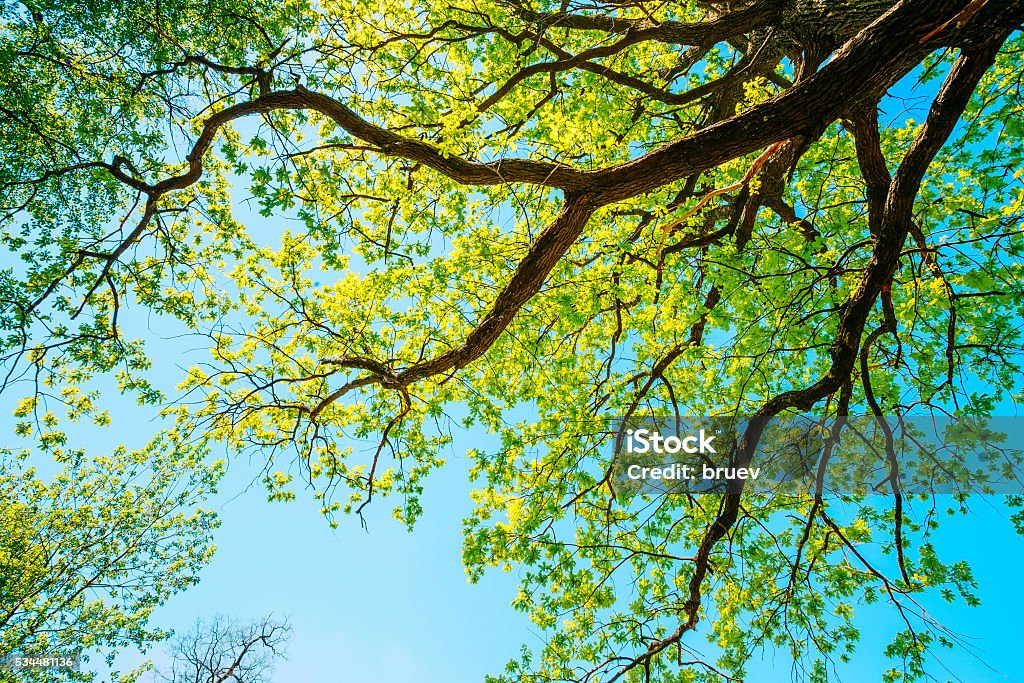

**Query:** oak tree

left=3, top=1, right=1024, bottom=681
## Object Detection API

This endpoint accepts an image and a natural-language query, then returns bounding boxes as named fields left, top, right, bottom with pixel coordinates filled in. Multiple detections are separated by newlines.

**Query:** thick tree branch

left=513, top=0, right=783, bottom=46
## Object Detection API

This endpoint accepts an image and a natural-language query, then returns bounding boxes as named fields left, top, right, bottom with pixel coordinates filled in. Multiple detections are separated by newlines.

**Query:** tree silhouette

left=155, top=616, right=289, bottom=683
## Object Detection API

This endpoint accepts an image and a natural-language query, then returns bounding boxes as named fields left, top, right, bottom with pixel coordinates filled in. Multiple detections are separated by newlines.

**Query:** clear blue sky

left=8, top=353, right=1021, bottom=682
left=120, top=443, right=1024, bottom=682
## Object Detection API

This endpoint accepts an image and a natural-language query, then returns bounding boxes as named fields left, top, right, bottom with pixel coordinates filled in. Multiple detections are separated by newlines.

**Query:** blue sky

left=120, top=444, right=1024, bottom=683
left=9, top=358, right=1020, bottom=682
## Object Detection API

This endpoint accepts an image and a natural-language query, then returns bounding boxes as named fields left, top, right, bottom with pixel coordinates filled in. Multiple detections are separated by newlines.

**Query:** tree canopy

left=0, top=440, right=220, bottom=683
left=2, top=0, right=1024, bottom=681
